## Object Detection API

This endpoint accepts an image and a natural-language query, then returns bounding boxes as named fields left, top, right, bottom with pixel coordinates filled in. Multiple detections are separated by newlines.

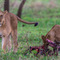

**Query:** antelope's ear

left=4, top=10, right=8, bottom=14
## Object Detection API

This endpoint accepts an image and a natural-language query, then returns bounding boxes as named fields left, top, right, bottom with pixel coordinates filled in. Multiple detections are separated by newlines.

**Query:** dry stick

left=25, top=32, right=31, bottom=48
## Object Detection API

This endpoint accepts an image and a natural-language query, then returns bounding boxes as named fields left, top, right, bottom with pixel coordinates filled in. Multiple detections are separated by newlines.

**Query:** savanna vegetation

left=0, top=0, right=60, bottom=60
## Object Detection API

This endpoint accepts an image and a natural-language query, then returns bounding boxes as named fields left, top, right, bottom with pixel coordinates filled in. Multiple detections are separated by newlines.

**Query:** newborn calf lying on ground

left=24, top=39, right=60, bottom=56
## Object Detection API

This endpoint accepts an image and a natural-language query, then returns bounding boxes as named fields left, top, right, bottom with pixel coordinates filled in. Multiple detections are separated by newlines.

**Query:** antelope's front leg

left=2, top=36, right=8, bottom=53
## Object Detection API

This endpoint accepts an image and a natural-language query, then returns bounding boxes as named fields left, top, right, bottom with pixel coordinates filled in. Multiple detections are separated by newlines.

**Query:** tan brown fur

left=0, top=10, right=37, bottom=53
left=41, top=25, right=60, bottom=45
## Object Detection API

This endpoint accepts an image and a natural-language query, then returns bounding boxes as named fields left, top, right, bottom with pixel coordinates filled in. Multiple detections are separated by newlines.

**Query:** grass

left=0, top=0, right=60, bottom=60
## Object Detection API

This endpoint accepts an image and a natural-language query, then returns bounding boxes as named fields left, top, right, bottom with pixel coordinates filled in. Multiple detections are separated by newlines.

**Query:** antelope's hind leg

left=7, top=35, right=12, bottom=52
left=12, top=30, right=18, bottom=53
